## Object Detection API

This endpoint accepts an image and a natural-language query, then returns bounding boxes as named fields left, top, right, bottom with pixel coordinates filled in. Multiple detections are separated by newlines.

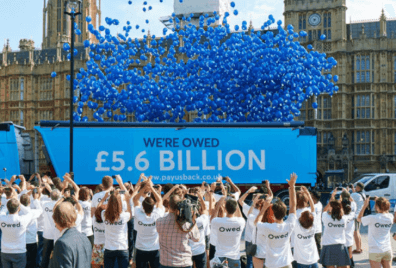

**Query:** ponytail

left=330, top=200, right=343, bottom=221
left=341, top=198, right=351, bottom=215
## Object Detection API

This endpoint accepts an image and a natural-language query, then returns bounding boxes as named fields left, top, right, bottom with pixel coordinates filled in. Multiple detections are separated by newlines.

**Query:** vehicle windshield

left=350, top=175, right=375, bottom=185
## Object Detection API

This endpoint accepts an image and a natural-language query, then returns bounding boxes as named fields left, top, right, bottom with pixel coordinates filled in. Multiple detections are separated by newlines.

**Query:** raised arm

left=254, top=200, right=270, bottom=225
left=248, top=194, right=261, bottom=216
left=265, top=180, right=273, bottom=199
left=19, top=175, right=26, bottom=191
left=198, top=190, right=208, bottom=215
left=225, top=177, right=241, bottom=196
left=64, top=173, right=80, bottom=193
left=115, top=175, right=127, bottom=192
left=302, top=186, right=314, bottom=213
left=149, top=182, right=163, bottom=209
left=288, top=173, right=297, bottom=215
left=323, top=189, right=337, bottom=213
left=211, top=197, right=225, bottom=222
left=238, top=186, right=257, bottom=207
left=357, top=197, right=371, bottom=223
left=125, top=192, right=132, bottom=220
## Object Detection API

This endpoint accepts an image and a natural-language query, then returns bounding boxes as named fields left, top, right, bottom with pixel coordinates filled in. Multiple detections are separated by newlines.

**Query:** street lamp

left=64, top=0, right=82, bottom=178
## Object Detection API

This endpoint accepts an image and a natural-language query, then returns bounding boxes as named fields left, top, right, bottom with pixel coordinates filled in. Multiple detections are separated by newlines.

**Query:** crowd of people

left=0, top=172, right=394, bottom=268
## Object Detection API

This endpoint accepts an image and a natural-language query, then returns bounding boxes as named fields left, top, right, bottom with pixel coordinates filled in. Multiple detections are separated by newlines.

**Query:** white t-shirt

left=293, top=213, right=319, bottom=265
left=242, top=203, right=259, bottom=243
left=36, top=196, right=51, bottom=232
left=0, top=205, right=35, bottom=253
left=314, top=202, right=323, bottom=234
left=79, top=201, right=93, bottom=236
left=42, top=200, right=58, bottom=240
left=93, top=217, right=106, bottom=245
left=361, top=213, right=394, bottom=253
left=189, top=214, right=210, bottom=256
left=75, top=213, right=83, bottom=233
left=250, top=216, right=266, bottom=259
left=102, top=210, right=130, bottom=250
left=291, top=208, right=310, bottom=248
left=351, top=192, right=365, bottom=215
left=134, top=206, right=165, bottom=251
left=321, top=212, right=352, bottom=246
left=92, top=191, right=111, bottom=208
left=345, top=202, right=357, bottom=247
left=211, top=217, right=245, bottom=260
left=258, top=213, right=296, bottom=268
left=20, top=201, right=43, bottom=244
left=214, top=192, right=240, bottom=202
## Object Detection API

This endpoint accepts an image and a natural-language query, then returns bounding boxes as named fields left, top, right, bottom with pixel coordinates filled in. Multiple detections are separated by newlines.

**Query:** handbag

left=246, top=227, right=258, bottom=256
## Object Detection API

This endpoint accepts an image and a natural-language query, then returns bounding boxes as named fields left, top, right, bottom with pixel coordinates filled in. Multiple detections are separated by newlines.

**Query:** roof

left=347, top=20, right=396, bottom=39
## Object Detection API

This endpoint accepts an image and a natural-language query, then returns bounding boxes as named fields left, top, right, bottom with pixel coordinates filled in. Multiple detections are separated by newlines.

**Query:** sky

left=0, top=0, right=395, bottom=51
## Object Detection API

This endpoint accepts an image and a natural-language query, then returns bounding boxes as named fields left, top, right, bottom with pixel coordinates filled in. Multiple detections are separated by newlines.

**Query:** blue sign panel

left=0, top=125, right=21, bottom=179
left=35, top=126, right=317, bottom=185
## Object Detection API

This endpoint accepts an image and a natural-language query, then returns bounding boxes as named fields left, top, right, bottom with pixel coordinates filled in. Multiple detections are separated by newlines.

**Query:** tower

left=380, top=9, right=387, bottom=37
left=42, top=0, right=101, bottom=49
left=284, top=0, right=347, bottom=42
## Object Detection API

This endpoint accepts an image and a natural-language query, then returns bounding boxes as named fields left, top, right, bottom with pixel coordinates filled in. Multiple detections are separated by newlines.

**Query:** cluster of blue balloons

left=52, top=0, right=338, bottom=123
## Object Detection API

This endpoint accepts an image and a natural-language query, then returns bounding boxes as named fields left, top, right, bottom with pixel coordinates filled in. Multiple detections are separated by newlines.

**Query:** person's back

left=156, top=195, right=200, bottom=268
left=42, top=200, right=57, bottom=240
left=135, top=206, right=164, bottom=251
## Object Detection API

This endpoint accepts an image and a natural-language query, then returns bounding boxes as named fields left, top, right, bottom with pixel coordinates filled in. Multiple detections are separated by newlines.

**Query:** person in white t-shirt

left=188, top=188, right=210, bottom=268
left=254, top=173, right=298, bottom=268
left=19, top=192, right=43, bottom=268
left=41, top=189, right=61, bottom=268
left=319, top=190, right=353, bottom=268
left=0, top=192, right=40, bottom=268
left=213, top=177, right=241, bottom=202
left=100, top=190, right=132, bottom=268
left=91, top=176, right=114, bottom=217
left=340, top=190, right=357, bottom=267
left=78, top=187, right=93, bottom=247
left=211, top=195, right=245, bottom=268
left=293, top=186, right=319, bottom=268
left=350, top=182, right=365, bottom=254
left=310, top=190, right=322, bottom=255
left=358, top=197, right=394, bottom=268
left=92, top=204, right=106, bottom=268
left=134, top=182, right=164, bottom=268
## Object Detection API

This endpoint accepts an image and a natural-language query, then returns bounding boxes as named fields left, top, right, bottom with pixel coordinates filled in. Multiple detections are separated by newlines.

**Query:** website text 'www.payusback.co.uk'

left=151, top=174, right=222, bottom=183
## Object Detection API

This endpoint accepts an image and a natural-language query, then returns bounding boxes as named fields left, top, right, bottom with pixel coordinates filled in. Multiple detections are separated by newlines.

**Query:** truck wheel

left=275, top=190, right=290, bottom=210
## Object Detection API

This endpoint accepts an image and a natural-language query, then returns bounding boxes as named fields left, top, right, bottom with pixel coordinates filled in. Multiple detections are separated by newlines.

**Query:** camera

left=119, top=190, right=126, bottom=194
left=33, top=188, right=38, bottom=194
left=176, top=194, right=199, bottom=226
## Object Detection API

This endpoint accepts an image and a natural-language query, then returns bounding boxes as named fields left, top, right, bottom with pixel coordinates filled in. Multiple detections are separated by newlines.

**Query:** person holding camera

left=91, top=176, right=114, bottom=217
left=0, top=188, right=41, bottom=268
left=310, top=190, right=322, bottom=255
left=350, top=182, right=365, bottom=254
left=211, top=193, right=245, bottom=268
left=100, top=189, right=132, bottom=268
left=133, top=181, right=164, bottom=268
left=358, top=197, right=393, bottom=268
left=187, top=188, right=210, bottom=268
left=156, top=193, right=200, bottom=268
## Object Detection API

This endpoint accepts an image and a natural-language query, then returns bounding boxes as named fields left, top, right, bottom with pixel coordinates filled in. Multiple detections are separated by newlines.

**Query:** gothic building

left=1, top=0, right=396, bottom=178
left=284, top=0, right=396, bottom=179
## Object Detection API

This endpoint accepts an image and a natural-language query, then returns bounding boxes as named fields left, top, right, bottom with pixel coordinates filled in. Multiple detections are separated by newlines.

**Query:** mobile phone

left=112, top=175, right=116, bottom=179
left=222, top=176, right=227, bottom=180
left=153, top=185, right=160, bottom=189
left=41, top=184, right=45, bottom=187
left=259, top=194, right=268, bottom=200
left=262, top=180, right=268, bottom=184
left=119, top=190, right=126, bottom=194
left=216, top=183, right=221, bottom=186
left=110, top=190, right=114, bottom=195
left=204, top=183, right=209, bottom=187
left=70, top=189, right=75, bottom=196
left=33, top=188, right=38, bottom=194
left=337, top=187, right=343, bottom=191
left=369, top=196, right=376, bottom=200
left=349, top=184, right=353, bottom=188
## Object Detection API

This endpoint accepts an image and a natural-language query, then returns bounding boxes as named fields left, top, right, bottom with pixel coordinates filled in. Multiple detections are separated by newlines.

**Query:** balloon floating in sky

left=51, top=72, right=57, bottom=78
left=57, top=0, right=338, bottom=123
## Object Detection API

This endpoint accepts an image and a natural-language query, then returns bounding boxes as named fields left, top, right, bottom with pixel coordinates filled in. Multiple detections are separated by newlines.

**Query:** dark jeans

left=297, top=264, right=319, bottom=268
left=0, top=229, right=2, bottom=268
left=219, top=257, right=240, bottom=268
left=41, top=238, right=54, bottom=268
left=26, top=243, right=37, bottom=268
left=104, top=249, right=129, bottom=268
left=1, top=252, right=26, bottom=268
left=37, top=231, right=44, bottom=267
left=192, top=252, right=207, bottom=268
left=245, top=241, right=253, bottom=268
left=136, top=249, right=160, bottom=268
left=128, top=218, right=135, bottom=261
left=209, top=244, right=216, bottom=260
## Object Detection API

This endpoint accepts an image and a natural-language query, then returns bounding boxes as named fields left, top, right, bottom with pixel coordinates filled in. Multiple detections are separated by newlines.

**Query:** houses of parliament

left=1, top=0, right=396, bottom=180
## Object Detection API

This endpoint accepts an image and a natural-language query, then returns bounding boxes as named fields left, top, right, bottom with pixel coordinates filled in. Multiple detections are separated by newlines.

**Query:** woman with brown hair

left=293, top=186, right=319, bottom=268
left=99, top=190, right=132, bottom=268
left=319, top=190, right=353, bottom=268
left=92, top=204, right=106, bottom=268
left=358, top=197, right=393, bottom=268
left=79, top=186, right=94, bottom=247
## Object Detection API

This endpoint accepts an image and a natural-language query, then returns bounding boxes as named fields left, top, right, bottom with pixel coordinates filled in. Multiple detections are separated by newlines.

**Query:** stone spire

left=360, top=24, right=366, bottom=39
left=380, top=9, right=387, bottom=37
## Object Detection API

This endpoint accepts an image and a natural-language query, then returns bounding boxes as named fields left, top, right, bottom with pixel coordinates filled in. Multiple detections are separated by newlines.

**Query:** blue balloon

left=230, top=2, right=235, bottom=7
left=51, top=72, right=57, bottom=78
left=85, top=16, right=92, bottom=22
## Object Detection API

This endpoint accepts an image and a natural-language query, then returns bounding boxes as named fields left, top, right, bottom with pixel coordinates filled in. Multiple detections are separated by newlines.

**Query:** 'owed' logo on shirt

left=375, top=223, right=392, bottom=228
left=268, top=232, right=288, bottom=239
left=105, top=220, right=123, bottom=225
left=297, top=234, right=314, bottom=239
left=1, top=222, right=20, bottom=228
left=138, top=221, right=155, bottom=227
left=94, top=227, right=105, bottom=233
left=44, top=207, right=53, bottom=213
left=328, top=223, right=344, bottom=228
left=219, top=226, right=241, bottom=232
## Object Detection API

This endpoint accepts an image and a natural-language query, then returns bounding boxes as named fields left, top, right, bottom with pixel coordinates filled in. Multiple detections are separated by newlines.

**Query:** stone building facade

left=1, top=0, right=396, bottom=178
left=284, top=0, right=396, bottom=179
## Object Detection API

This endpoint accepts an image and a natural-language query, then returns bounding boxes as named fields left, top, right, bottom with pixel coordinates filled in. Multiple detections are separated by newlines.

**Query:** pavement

left=240, top=220, right=396, bottom=268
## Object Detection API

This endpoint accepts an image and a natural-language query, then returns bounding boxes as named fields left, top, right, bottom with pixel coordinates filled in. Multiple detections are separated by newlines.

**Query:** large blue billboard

left=35, top=125, right=317, bottom=185
left=0, top=124, right=21, bottom=178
